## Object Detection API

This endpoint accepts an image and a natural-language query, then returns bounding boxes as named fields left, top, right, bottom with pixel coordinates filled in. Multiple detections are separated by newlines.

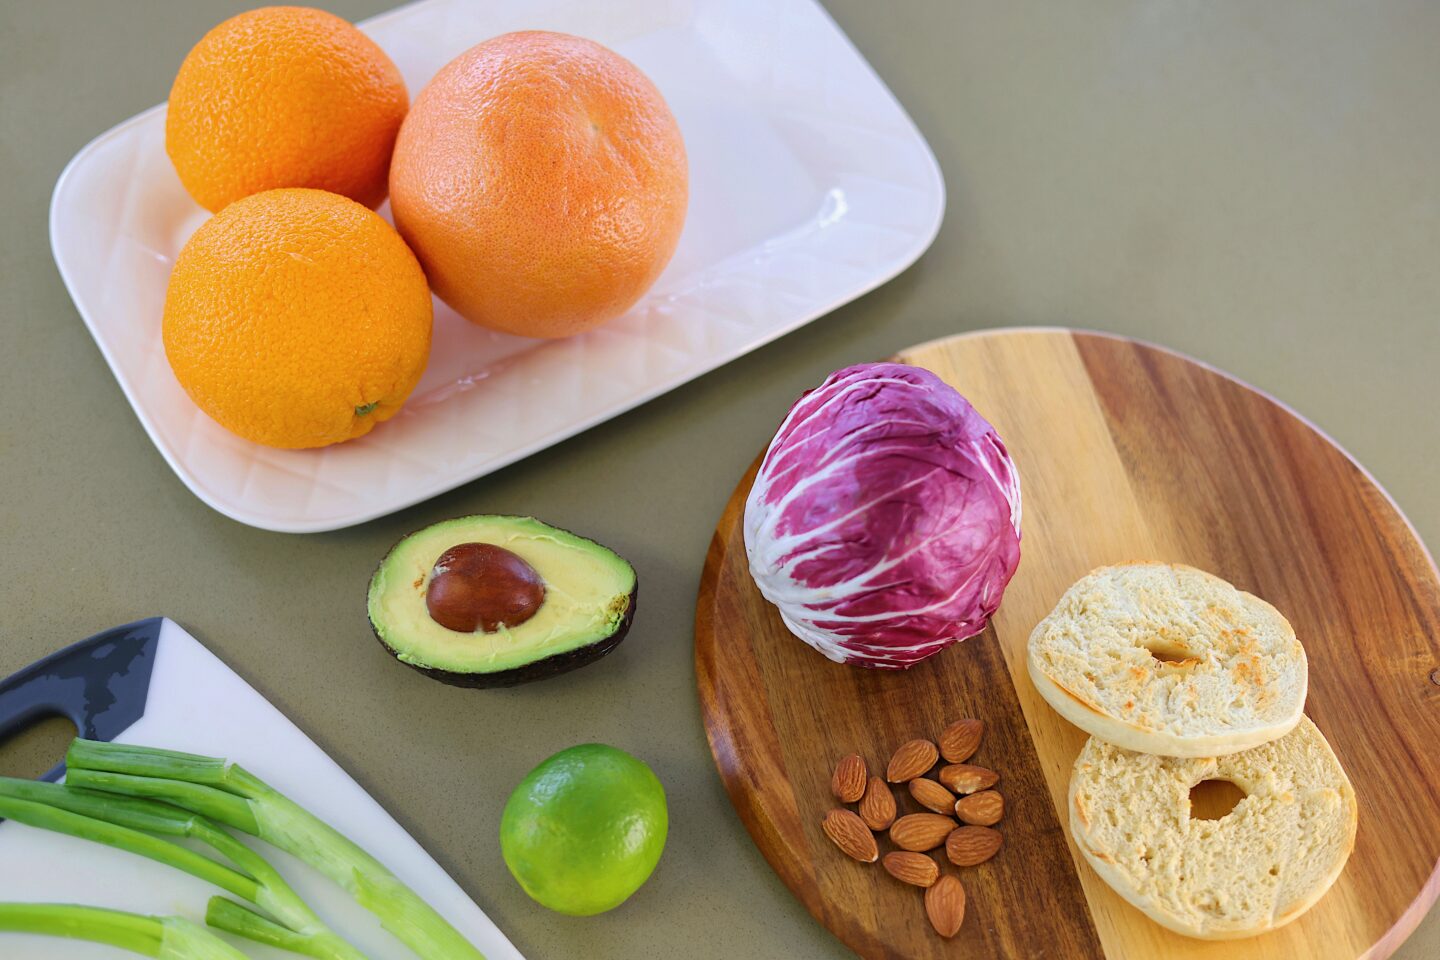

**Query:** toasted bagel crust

left=1028, top=563, right=1307, bottom=756
left=1069, top=717, right=1356, bottom=939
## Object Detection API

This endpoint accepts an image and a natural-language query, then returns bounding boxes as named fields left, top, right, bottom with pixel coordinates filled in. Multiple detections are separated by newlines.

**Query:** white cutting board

left=0, top=618, right=523, bottom=960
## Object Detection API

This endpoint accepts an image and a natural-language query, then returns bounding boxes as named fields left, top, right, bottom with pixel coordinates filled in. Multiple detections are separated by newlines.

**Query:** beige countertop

left=1, top=1, right=1435, bottom=957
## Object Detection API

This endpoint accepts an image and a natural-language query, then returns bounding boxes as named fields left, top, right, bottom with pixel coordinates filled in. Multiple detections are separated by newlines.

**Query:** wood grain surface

left=695, top=329, right=1440, bottom=959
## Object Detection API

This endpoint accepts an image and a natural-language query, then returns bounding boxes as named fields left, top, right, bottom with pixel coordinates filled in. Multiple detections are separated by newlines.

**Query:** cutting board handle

left=0, top=617, right=162, bottom=781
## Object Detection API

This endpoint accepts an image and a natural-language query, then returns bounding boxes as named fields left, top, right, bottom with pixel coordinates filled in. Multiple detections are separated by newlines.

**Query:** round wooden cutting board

left=695, top=329, right=1440, bottom=960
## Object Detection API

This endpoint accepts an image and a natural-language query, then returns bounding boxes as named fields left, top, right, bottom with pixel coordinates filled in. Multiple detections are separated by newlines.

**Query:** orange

left=166, top=6, right=408, bottom=212
left=388, top=31, right=688, bottom=339
left=162, top=188, right=433, bottom=449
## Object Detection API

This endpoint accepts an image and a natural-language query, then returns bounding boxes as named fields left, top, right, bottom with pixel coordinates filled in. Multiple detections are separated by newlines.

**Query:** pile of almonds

left=822, top=718, right=1004, bottom=939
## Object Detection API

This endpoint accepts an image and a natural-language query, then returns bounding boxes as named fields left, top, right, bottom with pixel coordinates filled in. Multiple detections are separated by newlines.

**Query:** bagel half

left=1069, top=716, right=1356, bottom=940
left=1028, top=563, right=1307, bottom=756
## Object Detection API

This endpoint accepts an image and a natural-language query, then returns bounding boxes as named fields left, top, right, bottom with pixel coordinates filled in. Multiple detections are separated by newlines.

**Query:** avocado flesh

left=368, top=516, right=635, bottom=681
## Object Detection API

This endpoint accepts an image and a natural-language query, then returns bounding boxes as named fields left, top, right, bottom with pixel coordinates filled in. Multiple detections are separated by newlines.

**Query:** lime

left=500, top=743, right=668, bottom=916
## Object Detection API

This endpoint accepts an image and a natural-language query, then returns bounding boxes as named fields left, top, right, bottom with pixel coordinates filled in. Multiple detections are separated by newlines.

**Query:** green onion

left=59, top=767, right=258, bottom=833
left=206, top=899, right=328, bottom=958
left=0, top=903, right=250, bottom=959
left=0, top=777, right=366, bottom=960
left=0, top=792, right=258, bottom=902
left=67, top=739, right=485, bottom=960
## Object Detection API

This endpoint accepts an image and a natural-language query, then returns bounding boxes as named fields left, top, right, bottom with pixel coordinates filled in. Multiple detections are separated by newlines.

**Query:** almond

left=822, top=809, right=878, bottom=863
left=946, top=825, right=1003, bottom=866
left=889, top=812, right=956, bottom=852
left=882, top=851, right=939, bottom=888
left=937, top=763, right=999, bottom=795
left=908, top=777, right=956, bottom=815
left=938, top=718, right=983, bottom=763
left=831, top=754, right=867, bottom=803
left=924, top=874, right=967, bottom=937
left=886, top=739, right=938, bottom=782
left=858, top=776, right=896, bottom=831
left=955, top=789, right=1004, bottom=826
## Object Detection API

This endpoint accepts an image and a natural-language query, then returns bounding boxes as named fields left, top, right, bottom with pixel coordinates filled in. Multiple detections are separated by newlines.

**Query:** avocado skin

left=369, top=567, right=637, bottom=688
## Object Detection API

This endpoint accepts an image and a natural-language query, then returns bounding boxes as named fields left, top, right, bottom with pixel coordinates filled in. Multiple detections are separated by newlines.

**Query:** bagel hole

left=1145, top=639, right=1195, bottom=664
left=1189, top=778, right=1247, bottom=820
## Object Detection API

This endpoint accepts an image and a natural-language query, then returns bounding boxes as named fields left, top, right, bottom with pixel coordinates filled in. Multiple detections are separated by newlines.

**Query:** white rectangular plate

left=50, top=0, right=944, bottom=532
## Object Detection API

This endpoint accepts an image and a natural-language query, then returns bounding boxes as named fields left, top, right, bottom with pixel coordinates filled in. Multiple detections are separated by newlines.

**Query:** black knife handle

left=0, top=617, right=162, bottom=781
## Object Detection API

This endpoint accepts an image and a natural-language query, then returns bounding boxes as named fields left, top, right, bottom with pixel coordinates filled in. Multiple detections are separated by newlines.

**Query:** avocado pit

left=425, top=542, right=546, bottom=633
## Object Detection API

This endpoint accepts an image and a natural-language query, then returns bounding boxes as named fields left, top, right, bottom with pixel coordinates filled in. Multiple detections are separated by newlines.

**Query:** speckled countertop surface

left=1, top=1, right=1435, bottom=957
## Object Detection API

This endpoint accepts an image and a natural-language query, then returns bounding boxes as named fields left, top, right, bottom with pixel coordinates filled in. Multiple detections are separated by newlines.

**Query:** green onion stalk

left=0, top=777, right=366, bottom=960
left=66, top=739, right=485, bottom=960
left=0, top=903, right=249, bottom=959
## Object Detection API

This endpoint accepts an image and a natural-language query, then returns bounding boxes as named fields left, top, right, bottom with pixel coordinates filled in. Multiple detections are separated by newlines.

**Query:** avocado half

left=368, top=515, right=637, bottom=687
